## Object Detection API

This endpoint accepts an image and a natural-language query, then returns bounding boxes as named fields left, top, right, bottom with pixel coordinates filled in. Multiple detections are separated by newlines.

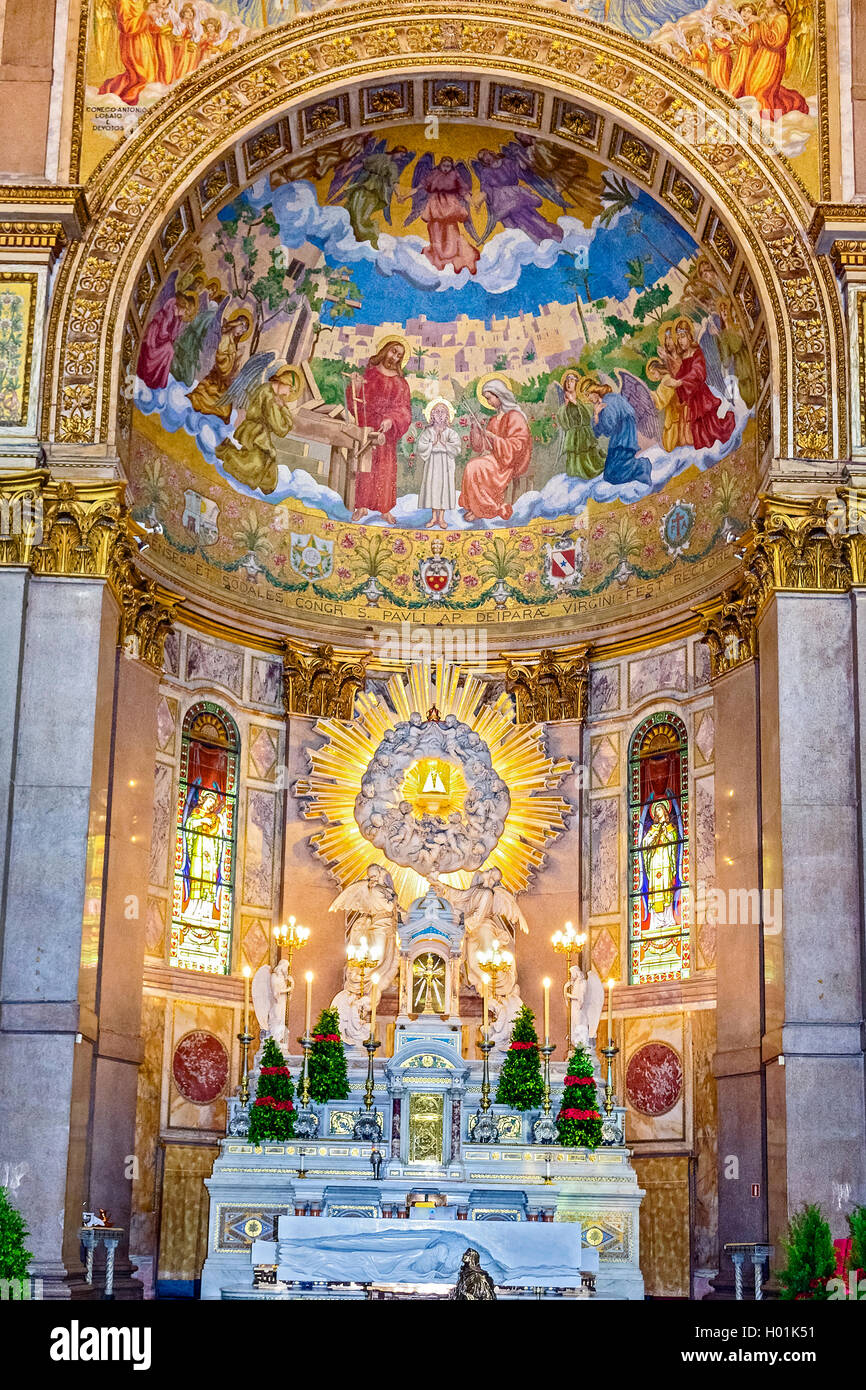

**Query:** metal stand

left=472, top=1038, right=498, bottom=1143
left=79, top=1226, right=123, bottom=1300
left=725, top=1243, right=774, bottom=1300
left=294, top=1033, right=320, bottom=1137
left=600, top=1040, right=623, bottom=1146
left=237, top=1029, right=253, bottom=1106
left=533, top=1043, right=558, bottom=1144
left=354, top=1038, right=382, bottom=1141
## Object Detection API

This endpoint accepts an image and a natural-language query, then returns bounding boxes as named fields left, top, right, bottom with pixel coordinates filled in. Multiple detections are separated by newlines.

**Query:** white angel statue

left=331, top=967, right=372, bottom=1049
left=565, top=963, right=606, bottom=1051
left=329, top=862, right=401, bottom=992
left=430, top=868, right=527, bottom=1042
left=251, top=958, right=290, bottom=1052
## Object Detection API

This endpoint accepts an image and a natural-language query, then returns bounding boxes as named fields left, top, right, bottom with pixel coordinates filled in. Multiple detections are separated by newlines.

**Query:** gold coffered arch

left=45, top=0, right=843, bottom=466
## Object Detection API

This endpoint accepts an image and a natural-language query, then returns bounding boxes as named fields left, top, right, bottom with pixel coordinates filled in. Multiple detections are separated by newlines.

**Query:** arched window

left=628, top=713, right=690, bottom=985
left=170, top=702, right=239, bottom=975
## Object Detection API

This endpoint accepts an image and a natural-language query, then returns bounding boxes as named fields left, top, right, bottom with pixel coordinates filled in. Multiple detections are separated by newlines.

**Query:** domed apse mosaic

left=127, top=120, right=758, bottom=629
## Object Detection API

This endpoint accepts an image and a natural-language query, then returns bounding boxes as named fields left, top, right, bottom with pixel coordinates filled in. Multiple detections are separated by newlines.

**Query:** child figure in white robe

left=418, top=397, right=460, bottom=529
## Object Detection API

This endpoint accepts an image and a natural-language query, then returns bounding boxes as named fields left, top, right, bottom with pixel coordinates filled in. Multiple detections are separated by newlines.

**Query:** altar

left=200, top=669, right=645, bottom=1301
left=200, top=1019, right=644, bottom=1301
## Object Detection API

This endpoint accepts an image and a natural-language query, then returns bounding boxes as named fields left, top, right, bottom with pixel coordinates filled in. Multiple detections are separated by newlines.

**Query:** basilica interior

left=1, top=0, right=865, bottom=1304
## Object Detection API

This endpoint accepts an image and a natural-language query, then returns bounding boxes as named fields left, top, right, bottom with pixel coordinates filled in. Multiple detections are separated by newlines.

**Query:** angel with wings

left=329, top=863, right=401, bottom=993
left=170, top=278, right=228, bottom=388
left=430, top=867, right=528, bottom=994
left=471, top=146, right=564, bottom=246
left=404, top=154, right=480, bottom=275
left=213, top=355, right=303, bottom=494
left=565, top=963, right=606, bottom=1054
left=326, top=136, right=415, bottom=248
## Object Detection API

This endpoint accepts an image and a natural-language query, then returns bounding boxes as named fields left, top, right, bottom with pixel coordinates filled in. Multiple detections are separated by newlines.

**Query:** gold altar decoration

left=296, top=661, right=572, bottom=906
left=408, top=1092, right=444, bottom=1164
left=504, top=648, right=590, bottom=724
left=0, top=471, right=179, bottom=670
left=282, top=641, right=370, bottom=720
left=696, top=493, right=866, bottom=680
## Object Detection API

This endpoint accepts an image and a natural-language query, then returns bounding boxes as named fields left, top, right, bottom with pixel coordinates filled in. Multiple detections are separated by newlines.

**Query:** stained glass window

left=628, top=713, right=690, bottom=985
left=170, top=702, right=239, bottom=975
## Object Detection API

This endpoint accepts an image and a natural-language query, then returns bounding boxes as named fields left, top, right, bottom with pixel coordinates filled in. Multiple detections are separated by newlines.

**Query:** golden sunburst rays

left=295, top=662, right=573, bottom=907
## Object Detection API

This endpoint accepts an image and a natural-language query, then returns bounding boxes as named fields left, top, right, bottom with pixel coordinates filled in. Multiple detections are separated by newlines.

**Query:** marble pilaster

left=707, top=656, right=768, bottom=1297
left=0, top=575, right=120, bottom=1296
left=757, top=592, right=866, bottom=1249
left=84, top=651, right=162, bottom=1298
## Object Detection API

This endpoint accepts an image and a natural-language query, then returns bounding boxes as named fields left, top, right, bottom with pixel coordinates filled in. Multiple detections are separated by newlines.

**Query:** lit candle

left=370, top=972, right=380, bottom=1040
left=607, top=976, right=615, bottom=1038
left=304, top=970, right=313, bottom=1038
left=242, top=965, right=251, bottom=1035
left=482, top=975, right=489, bottom=1034
left=543, top=977, right=551, bottom=1044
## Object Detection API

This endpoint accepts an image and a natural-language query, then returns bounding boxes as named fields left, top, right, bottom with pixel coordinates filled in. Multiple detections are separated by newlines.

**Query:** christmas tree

left=556, top=1044, right=603, bottom=1148
left=0, top=1186, right=31, bottom=1296
left=308, top=1007, right=350, bottom=1104
left=495, top=1005, right=544, bottom=1110
left=777, top=1204, right=836, bottom=1300
left=248, top=1037, right=295, bottom=1144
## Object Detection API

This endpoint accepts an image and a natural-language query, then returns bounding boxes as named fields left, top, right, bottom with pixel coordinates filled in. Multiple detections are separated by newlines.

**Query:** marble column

left=0, top=574, right=120, bottom=1297
left=708, top=656, right=769, bottom=1297
left=83, top=651, right=162, bottom=1299
left=757, top=592, right=866, bottom=1252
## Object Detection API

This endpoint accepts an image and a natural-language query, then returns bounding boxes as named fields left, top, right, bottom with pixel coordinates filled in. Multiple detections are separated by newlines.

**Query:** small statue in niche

left=450, top=1248, right=497, bottom=1301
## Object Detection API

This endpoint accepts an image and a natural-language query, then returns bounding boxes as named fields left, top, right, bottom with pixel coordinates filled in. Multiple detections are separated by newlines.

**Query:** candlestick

left=543, top=976, right=550, bottom=1044
left=304, top=971, right=313, bottom=1037
left=369, top=972, right=379, bottom=1040
left=242, top=964, right=251, bottom=1036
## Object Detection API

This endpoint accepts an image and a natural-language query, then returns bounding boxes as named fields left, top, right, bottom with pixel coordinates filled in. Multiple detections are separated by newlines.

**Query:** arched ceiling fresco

left=126, top=114, right=758, bottom=630
left=81, top=0, right=827, bottom=199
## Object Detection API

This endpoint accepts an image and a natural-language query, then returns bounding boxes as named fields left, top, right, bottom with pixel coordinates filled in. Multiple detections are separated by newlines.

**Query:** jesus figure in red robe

left=347, top=341, right=413, bottom=524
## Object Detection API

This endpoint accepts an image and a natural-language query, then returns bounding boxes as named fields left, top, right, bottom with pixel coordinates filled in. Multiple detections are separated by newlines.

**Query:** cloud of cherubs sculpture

left=296, top=662, right=572, bottom=906
left=355, top=712, right=511, bottom=877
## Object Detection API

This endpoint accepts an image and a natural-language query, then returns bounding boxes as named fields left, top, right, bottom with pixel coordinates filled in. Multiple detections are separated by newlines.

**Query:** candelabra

left=471, top=947, right=512, bottom=1144
left=533, top=1042, right=558, bottom=1144
left=552, top=920, right=586, bottom=1048
left=237, top=1025, right=253, bottom=1106
left=476, top=944, right=513, bottom=1016
left=600, top=1037, right=623, bottom=1146
left=346, top=936, right=381, bottom=999
left=275, top=917, right=310, bottom=1035
left=294, top=1031, right=319, bottom=1140
left=472, top=1037, right=498, bottom=1144
left=353, top=1037, right=382, bottom=1143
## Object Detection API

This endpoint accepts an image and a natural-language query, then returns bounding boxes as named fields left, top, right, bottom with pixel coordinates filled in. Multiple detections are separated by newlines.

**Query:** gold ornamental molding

left=0, top=471, right=180, bottom=670
left=829, top=241, right=866, bottom=272
left=0, top=223, right=68, bottom=262
left=42, top=1, right=842, bottom=463
left=696, top=493, right=861, bottom=679
left=0, top=185, right=90, bottom=248
left=693, top=589, right=758, bottom=681
left=504, top=646, right=589, bottom=723
left=282, top=639, right=370, bottom=719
